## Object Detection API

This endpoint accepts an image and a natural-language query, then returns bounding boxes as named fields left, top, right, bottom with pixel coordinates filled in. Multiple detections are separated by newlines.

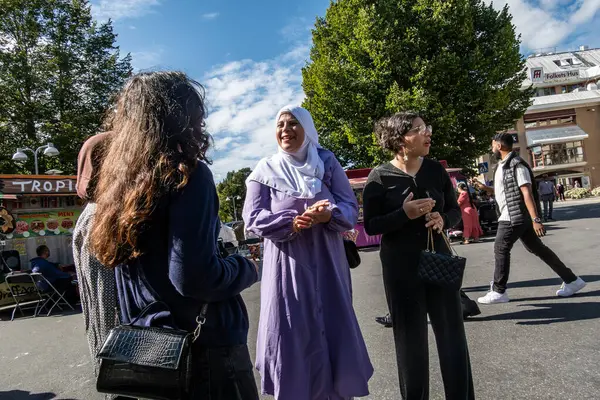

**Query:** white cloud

left=130, top=48, right=164, bottom=70
left=204, top=43, right=310, bottom=181
left=491, top=0, right=600, bottom=50
left=91, top=0, right=161, bottom=21
left=202, top=12, right=220, bottom=20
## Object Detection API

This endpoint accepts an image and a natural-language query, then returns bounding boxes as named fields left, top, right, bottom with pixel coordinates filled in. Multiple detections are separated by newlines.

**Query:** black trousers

left=382, top=251, right=474, bottom=400
left=191, top=344, right=259, bottom=400
left=493, top=221, right=577, bottom=293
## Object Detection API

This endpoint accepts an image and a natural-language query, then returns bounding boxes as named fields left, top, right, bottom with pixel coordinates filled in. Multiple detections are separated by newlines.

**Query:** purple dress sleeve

left=243, top=180, right=299, bottom=242
left=325, top=158, right=358, bottom=232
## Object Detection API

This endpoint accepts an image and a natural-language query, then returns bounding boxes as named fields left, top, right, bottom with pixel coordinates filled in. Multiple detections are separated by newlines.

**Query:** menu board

left=6, top=210, right=81, bottom=239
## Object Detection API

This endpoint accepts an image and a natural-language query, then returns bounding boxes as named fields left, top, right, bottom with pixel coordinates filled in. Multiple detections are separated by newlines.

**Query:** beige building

left=478, top=47, right=600, bottom=189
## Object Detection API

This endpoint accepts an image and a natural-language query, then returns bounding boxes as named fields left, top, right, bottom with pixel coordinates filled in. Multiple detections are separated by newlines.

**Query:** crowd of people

left=65, top=71, right=587, bottom=400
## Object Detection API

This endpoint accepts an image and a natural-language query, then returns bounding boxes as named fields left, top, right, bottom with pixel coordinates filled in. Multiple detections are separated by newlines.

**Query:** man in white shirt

left=473, top=133, right=585, bottom=304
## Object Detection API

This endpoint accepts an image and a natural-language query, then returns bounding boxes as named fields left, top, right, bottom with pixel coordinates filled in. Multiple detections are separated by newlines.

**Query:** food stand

left=0, top=175, right=82, bottom=308
left=345, top=169, right=382, bottom=249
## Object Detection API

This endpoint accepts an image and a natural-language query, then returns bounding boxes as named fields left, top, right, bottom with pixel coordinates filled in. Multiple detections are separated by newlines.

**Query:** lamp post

left=226, top=195, right=242, bottom=221
left=12, top=143, right=60, bottom=175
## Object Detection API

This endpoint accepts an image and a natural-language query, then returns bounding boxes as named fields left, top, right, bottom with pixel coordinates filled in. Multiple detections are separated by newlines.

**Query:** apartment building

left=478, top=46, right=600, bottom=189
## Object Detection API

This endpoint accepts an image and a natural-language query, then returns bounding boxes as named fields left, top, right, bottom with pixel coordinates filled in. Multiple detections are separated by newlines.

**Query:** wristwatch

left=532, top=217, right=542, bottom=223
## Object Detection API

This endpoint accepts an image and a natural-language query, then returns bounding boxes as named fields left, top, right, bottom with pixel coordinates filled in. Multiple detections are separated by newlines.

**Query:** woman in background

left=457, top=182, right=483, bottom=244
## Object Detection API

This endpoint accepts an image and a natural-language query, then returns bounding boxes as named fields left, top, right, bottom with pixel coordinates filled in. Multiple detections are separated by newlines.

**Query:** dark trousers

left=541, top=195, right=554, bottom=219
left=382, top=252, right=474, bottom=400
left=493, top=221, right=577, bottom=293
left=191, top=344, right=259, bottom=400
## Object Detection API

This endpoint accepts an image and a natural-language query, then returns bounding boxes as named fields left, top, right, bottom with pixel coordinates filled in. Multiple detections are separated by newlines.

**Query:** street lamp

left=12, top=143, right=60, bottom=175
left=226, top=195, right=242, bottom=221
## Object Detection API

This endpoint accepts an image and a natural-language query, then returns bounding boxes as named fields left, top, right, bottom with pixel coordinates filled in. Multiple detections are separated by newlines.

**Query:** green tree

left=216, top=167, right=252, bottom=222
left=302, top=0, right=533, bottom=170
left=0, top=0, right=132, bottom=174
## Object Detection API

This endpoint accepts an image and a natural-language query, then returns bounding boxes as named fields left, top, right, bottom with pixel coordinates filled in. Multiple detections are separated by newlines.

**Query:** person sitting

left=30, top=245, right=78, bottom=304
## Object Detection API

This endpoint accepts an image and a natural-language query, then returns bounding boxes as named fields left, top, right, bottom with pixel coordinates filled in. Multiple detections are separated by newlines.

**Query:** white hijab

left=247, top=105, right=324, bottom=199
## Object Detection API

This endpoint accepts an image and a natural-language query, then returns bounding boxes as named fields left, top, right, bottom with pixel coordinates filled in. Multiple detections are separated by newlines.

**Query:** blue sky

left=90, top=0, right=600, bottom=180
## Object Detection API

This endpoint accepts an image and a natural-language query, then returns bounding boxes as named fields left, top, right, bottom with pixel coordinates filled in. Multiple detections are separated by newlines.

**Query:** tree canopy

left=0, top=0, right=132, bottom=174
left=302, top=0, right=533, bottom=170
left=216, top=167, right=252, bottom=222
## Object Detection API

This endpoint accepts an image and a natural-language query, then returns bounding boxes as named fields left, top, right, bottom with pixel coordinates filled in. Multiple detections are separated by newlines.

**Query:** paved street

left=1, top=199, right=599, bottom=400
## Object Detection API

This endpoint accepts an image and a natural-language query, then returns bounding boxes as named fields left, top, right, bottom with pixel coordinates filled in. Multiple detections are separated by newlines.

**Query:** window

left=536, top=87, right=555, bottom=97
left=530, top=141, right=585, bottom=168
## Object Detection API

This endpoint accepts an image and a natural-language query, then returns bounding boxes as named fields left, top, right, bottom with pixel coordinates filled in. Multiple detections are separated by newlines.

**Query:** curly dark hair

left=374, top=111, right=421, bottom=153
left=90, top=71, right=211, bottom=268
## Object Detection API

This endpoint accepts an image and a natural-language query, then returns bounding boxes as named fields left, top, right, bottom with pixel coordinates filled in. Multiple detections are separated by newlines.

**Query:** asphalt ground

left=1, top=198, right=599, bottom=399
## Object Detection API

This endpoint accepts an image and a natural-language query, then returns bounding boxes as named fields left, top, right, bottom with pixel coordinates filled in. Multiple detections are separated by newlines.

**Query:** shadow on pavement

left=510, top=289, right=600, bottom=303
left=462, top=275, right=600, bottom=293
left=466, top=301, right=600, bottom=325
left=552, top=202, right=600, bottom=221
left=0, top=390, right=76, bottom=400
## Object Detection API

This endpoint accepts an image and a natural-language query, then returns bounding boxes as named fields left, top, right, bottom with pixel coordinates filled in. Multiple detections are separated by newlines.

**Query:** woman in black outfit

left=363, top=111, right=474, bottom=399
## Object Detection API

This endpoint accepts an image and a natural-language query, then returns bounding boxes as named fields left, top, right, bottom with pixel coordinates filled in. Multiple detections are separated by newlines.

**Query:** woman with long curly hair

left=89, top=71, right=259, bottom=399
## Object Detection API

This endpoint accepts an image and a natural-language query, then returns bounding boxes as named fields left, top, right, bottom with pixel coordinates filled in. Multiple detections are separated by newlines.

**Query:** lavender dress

left=243, top=149, right=373, bottom=400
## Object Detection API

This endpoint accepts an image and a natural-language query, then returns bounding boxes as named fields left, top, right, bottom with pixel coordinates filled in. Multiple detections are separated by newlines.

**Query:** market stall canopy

left=526, top=125, right=589, bottom=147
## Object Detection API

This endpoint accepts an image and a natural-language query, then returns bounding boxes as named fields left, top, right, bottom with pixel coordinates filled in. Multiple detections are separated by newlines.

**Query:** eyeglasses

left=407, top=124, right=433, bottom=135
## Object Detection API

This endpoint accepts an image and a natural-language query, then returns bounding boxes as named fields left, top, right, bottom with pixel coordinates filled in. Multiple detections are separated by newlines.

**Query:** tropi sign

left=0, top=176, right=77, bottom=194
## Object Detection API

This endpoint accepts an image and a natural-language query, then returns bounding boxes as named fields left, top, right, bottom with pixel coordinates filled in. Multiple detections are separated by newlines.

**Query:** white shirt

left=494, top=156, right=531, bottom=222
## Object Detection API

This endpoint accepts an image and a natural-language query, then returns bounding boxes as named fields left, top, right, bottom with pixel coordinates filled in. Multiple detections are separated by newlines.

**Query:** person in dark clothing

left=88, top=71, right=260, bottom=400
left=473, top=133, right=586, bottom=304
left=31, top=245, right=78, bottom=304
left=363, top=111, right=474, bottom=400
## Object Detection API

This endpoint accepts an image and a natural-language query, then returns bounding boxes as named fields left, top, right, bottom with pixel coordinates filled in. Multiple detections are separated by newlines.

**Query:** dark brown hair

left=374, top=111, right=421, bottom=153
left=90, top=71, right=211, bottom=268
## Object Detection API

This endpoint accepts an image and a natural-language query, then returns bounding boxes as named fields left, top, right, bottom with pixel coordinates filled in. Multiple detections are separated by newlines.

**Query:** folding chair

left=29, top=273, right=75, bottom=316
left=4, top=273, right=46, bottom=321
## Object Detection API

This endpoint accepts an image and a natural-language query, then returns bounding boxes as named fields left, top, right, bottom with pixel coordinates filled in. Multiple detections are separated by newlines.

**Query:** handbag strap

left=427, top=228, right=458, bottom=257
left=127, top=300, right=209, bottom=343
left=192, top=303, right=209, bottom=342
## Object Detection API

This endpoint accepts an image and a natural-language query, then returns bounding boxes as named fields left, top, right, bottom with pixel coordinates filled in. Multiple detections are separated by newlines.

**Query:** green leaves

left=216, top=168, right=252, bottom=222
left=302, top=0, right=532, bottom=171
left=0, top=0, right=132, bottom=174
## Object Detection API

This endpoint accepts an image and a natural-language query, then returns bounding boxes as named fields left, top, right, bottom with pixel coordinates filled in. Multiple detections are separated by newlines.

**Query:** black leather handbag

left=96, top=301, right=208, bottom=400
left=344, top=239, right=361, bottom=269
left=418, top=228, right=466, bottom=291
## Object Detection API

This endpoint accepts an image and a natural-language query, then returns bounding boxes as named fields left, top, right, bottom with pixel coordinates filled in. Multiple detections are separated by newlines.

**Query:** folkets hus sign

left=0, top=176, right=77, bottom=194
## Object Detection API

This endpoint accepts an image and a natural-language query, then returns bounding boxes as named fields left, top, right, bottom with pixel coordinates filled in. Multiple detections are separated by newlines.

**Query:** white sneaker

left=478, top=282, right=510, bottom=304
left=556, top=277, right=586, bottom=297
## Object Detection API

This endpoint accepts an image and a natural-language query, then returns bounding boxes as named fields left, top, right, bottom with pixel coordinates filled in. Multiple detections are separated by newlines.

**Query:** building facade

left=478, top=47, right=600, bottom=189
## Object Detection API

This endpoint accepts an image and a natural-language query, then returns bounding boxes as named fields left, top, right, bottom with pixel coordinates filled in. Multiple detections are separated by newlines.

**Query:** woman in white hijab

left=243, top=105, right=373, bottom=400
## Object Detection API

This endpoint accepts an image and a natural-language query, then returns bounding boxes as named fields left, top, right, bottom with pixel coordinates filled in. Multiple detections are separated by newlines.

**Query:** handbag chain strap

left=427, top=228, right=458, bottom=257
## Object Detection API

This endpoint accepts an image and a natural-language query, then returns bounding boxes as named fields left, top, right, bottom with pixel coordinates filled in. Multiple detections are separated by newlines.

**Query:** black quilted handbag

left=96, top=301, right=208, bottom=400
left=418, top=228, right=466, bottom=291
